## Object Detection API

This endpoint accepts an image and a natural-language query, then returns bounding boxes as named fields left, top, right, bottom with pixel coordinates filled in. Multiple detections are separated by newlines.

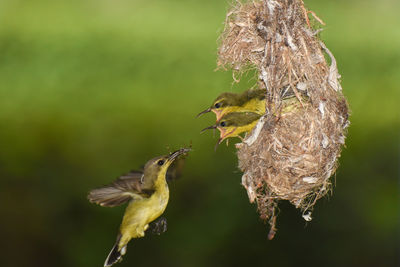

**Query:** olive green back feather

left=220, top=112, right=262, bottom=127
left=237, top=88, right=266, bottom=106
left=88, top=156, right=187, bottom=207
left=87, top=171, right=153, bottom=207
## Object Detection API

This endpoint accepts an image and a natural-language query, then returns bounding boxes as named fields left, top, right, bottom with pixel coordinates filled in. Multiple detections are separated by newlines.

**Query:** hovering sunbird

left=201, top=112, right=261, bottom=147
left=88, top=148, right=191, bottom=267
left=197, top=88, right=266, bottom=121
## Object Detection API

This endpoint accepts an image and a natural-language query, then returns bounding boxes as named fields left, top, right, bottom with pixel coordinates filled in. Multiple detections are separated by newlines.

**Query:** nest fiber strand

left=218, top=0, right=349, bottom=237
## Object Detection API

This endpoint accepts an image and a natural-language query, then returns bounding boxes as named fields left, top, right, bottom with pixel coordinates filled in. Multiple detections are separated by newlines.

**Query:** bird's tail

left=104, top=234, right=127, bottom=267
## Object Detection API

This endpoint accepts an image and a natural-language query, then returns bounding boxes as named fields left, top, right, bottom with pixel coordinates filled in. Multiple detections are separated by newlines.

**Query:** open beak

left=218, top=127, right=236, bottom=144
left=213, top=110, right=224, bottom=122
left=196, top=107, right=212, bottom=118
left=200, top=124, right=217, bottom=133
left=213, top=127, right=227, bottom=151
left=217, top=128, right=226, bottom=145
left=167, top=148, right=191, bottom=163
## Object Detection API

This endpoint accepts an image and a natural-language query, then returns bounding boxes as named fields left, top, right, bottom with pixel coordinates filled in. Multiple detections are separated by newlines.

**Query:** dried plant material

left=218, top=0, right=349, bottom=238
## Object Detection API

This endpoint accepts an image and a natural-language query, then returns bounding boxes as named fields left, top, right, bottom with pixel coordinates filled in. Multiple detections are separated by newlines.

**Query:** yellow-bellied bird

left=197, top=88, right=266, bottom=121
left=88, top=148, right=191, bottom=267
left=201, top=112, right=261, bottom=147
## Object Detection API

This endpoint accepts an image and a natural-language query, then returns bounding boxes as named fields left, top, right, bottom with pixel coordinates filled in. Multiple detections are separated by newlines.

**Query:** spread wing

left=88, top=170, right=154, bottom=207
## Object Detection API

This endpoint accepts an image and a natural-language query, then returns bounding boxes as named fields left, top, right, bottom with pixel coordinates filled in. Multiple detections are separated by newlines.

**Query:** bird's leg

left=146, top=217, right=168, bottom=235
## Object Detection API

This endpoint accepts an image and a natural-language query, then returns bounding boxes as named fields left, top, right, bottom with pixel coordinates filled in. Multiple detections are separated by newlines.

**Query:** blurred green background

left=0, top=0, right=399, bottom=266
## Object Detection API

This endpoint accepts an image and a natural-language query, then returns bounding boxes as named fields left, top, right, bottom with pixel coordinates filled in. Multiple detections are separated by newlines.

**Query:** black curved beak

left=214, top=140, right=220, bottom=151
left=196, top=107, right=212, bottom=118
left=214, top=137, right=226, bottom=151
left=200, top=124, right=217, bottom=133
left=167, top=148, right=191, bottom=162
left=217, top=137, right=224, bottom=145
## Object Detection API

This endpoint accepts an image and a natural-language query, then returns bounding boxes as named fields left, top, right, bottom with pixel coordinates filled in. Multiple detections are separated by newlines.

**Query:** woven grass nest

left=218, top=0, right=349, bottom=238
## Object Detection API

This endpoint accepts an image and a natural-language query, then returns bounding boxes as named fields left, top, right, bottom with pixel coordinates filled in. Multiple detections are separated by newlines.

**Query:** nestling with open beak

left=197, top=88, right=266, bottom=121
left=201, top=112, right=261, bottom=148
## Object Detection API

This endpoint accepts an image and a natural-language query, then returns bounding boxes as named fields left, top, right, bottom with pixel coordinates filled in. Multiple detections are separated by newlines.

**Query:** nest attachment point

left=218, top=0, right=349, bottom=238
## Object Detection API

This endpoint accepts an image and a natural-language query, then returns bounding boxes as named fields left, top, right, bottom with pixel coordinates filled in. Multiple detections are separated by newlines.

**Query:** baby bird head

left=201, top=112, right=261, bottom=146
left=197, top=92, right=240, bottom=121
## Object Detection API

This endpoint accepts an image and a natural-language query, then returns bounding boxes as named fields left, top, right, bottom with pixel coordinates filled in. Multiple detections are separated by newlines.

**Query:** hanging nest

left=218, top=0, right=349, bottom=239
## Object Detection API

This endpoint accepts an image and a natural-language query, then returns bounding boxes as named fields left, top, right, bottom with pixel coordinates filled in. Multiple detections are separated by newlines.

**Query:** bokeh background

left=1, top=0, right=399, bottom=266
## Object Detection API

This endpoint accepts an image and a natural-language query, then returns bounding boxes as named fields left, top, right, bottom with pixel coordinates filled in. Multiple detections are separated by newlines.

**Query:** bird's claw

left=147, top=217, right=168, bottom=235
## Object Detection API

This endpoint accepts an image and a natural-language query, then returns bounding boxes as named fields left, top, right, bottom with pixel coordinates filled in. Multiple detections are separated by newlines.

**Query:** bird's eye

left=157, top=160, right=165, bottom=166
left=220, top=121, right=226, bottom=127
left=214, top=103, right=221, bottom=108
